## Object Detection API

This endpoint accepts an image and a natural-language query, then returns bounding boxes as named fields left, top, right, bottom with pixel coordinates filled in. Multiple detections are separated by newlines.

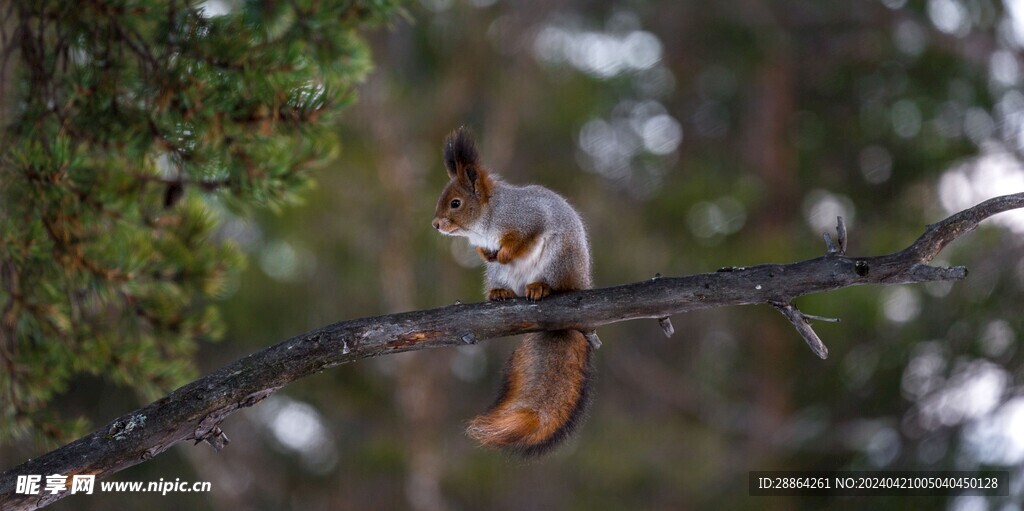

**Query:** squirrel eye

left=450, top=198, right=461, bottom=209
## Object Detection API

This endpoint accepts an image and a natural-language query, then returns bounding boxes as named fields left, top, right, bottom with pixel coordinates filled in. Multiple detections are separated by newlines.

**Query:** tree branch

left=2, top=192, right=1023, bottom=510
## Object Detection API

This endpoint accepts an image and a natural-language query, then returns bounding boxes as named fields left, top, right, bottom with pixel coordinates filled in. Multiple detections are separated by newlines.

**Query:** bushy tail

left=466, top=329, right=593, bottom=457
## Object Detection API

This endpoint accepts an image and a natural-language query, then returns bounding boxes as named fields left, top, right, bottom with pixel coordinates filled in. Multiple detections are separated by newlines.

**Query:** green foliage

left=0, top=0, right=399, bottom=445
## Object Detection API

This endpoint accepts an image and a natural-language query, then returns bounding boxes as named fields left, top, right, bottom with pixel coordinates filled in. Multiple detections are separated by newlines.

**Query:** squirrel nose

left=432, top=219, right=441, bottom=230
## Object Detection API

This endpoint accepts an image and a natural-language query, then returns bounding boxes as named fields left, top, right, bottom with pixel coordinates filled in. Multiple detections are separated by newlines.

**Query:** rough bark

left=1, top=192, right=1023, bottom=510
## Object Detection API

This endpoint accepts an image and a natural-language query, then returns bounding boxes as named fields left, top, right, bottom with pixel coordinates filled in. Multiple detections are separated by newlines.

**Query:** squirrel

left=431, top=127, right=595, bottom=456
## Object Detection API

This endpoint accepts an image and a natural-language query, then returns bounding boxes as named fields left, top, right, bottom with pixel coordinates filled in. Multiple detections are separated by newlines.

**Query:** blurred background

left=5, top=0, right=1024, bottom=509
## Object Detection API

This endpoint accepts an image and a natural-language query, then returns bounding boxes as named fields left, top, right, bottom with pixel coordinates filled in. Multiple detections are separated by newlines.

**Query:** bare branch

left=801, top=313, right=841, bottom=324
left=823, top=232, right=839, bottom=254
left=836, top=216, right=848, bottom=255
left=771, top=301, right=830, bottom=359
left=658, top=317, right=675, bottom=338
left=823, top=216, right=848, bottom=256
left=901, top=194, right=1023, bottom=262
left=1, top=192, right=1023, bottom=510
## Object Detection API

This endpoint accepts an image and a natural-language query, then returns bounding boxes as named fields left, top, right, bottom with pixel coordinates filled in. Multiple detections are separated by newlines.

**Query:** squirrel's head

left=432, top=127, right=493, bottom=236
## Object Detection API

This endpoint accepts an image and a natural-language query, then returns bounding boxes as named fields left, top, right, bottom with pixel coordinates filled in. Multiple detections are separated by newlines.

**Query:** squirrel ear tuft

left=443, top=141, right=458, bottom=178
left=443, top=126, right=479, bottom=179
left=464, top=165, right=479, bottom=190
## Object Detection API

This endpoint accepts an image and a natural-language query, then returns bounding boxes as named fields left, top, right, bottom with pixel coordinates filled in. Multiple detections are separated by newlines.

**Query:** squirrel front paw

left=495, top=246, right=515, bottom=264
left=524, top=282, right=551, bottom=301
left=487, top=288, right=517, bottom=301
left=476, top=247, right=498, bottom=262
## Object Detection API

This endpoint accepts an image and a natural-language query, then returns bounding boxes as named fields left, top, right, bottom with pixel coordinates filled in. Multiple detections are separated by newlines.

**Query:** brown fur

left=495, top=229, right=540, bottom=264
left=487, top=288, right=517, bottom=301
left=466, top=329, right=593, bottom=456
left=524, top=281, right=551, bottom=301
left=443, top=128, right=493, bottom=202
left=476, top=246, right=498, bottom=262
left=432, top=130, right=495, bottom=236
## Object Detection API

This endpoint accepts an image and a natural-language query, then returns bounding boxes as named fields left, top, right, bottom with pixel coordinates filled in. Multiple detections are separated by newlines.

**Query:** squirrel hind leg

left=487, top=288, right=516, bottom=301
left=524, top=282, right=551, bottom=301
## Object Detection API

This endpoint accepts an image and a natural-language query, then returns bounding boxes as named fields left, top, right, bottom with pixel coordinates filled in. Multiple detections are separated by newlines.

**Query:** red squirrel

left=431, top=127, right=594, bottom=456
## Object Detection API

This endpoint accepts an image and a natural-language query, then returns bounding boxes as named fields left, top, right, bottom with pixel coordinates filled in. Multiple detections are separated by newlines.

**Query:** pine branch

left=2, top=192, right=1023, bottom=510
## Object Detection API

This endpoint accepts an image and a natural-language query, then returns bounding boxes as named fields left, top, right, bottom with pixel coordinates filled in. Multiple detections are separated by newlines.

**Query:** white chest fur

left=465, top=225, right=500, bottom=253
left=465, top=218, right=554, bottom=296
left=489, top=236, right=549, bottom=295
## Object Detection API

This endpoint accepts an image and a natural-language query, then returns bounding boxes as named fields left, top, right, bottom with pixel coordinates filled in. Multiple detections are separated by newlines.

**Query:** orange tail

left=466, top=329, right=593, bottom=456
